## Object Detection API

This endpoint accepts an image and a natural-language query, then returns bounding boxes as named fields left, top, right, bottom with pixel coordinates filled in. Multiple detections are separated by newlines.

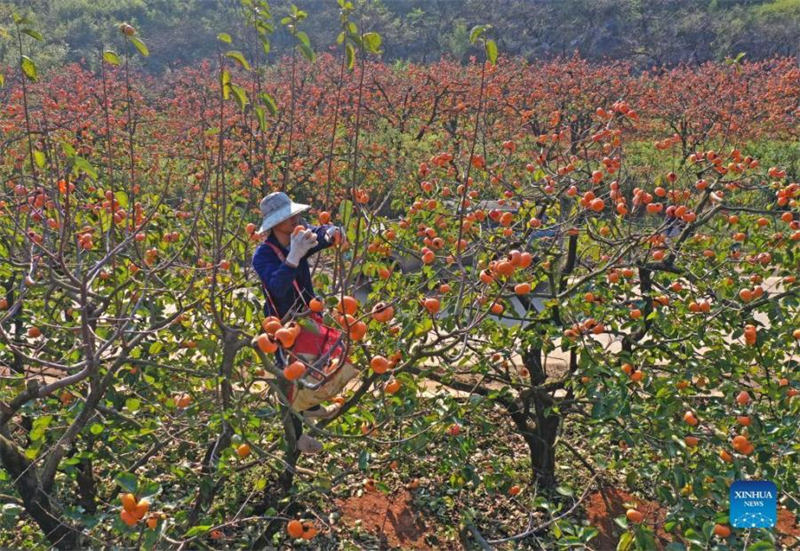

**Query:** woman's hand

left=286, top=229, right=318, bottom=267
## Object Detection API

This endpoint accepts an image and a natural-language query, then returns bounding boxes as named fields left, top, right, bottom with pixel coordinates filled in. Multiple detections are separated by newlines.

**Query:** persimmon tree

left=1, top=4, right=800, bottom=549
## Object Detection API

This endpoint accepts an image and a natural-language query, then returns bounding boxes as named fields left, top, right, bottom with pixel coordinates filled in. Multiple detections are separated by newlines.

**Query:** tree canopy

left=2, top=0, right=800, bottom=73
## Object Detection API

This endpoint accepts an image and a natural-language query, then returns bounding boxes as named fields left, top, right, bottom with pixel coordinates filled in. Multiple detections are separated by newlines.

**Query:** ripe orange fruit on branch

left=735, top=391, right=751, bottom=405
left=626, top=509, right=644, bottom=523
left=283, top=361, right=306, bottom=381
left=336, top=295, right=359, bottom=316
left=121, top=493, right=137, bottom=513
left=274, top=327, right=297, bottom=348
left=423, top=297, right=440, bottom=314
left=371, top=302, right=394, bottom=323
left=743, top=324, right=757, bottom=346
left=713, top=524, right=731, bottom=538
left=514, top=282, right=531, bottom=295
left=732, top=434, right=750, bottom=452
left=287, top=519, right=304, bottom=539
left=175, top=394, right=192, bottom=408
left=683, top=411, right=698, bottom=426
left=301, top=521, right=318, bottom=540
left=384, top=378, right=401, bottom=394
left=348, top=320, right=368, bottom=341
left=254, top=334, right=278, bottom=354
left=370, top=355, right=390, bottom=374
left=132, top=500, right=149, bottom=520
left=120, top=509, right=138, bottom=527
left=236, top=443, right=251, bottom=458
left=309, top=298, right=324, bottom=313
left=261, top=316, right=282, bottom=335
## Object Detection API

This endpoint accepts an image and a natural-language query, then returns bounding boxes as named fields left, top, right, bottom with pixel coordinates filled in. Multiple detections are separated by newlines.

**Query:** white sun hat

left=257, top=192, right=311, bottom=234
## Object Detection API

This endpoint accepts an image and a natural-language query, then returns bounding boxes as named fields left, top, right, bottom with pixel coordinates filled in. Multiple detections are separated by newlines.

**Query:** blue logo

left=730, top=480, right=777, bottom=528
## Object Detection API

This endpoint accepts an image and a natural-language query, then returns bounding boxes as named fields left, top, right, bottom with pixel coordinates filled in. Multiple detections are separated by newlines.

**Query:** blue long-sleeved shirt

left=252, top=224, right=335, bottom=318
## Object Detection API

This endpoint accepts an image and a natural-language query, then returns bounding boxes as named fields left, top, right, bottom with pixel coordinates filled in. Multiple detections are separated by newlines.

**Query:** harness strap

left=261, top=240, right=308, bottom=317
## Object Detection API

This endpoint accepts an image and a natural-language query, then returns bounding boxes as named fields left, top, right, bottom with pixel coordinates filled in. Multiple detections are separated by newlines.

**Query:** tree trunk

left=518, top=342, right=560, bottom=489
left=0, top=434, right=80, bottom=549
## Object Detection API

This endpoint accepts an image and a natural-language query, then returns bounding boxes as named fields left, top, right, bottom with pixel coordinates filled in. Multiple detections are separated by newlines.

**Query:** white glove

left=325, top=225, right=345, bottom=245
left=285, top=229, right=318, bottom=267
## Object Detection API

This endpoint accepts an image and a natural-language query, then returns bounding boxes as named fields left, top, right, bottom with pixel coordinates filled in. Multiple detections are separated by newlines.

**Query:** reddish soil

left=335, top=489, right=434, bottom=550
left=584, top=487, right=672, bottom=550
left=778, top=507, right=800, bottom=548
left=584, top=489, right=800, bottom=550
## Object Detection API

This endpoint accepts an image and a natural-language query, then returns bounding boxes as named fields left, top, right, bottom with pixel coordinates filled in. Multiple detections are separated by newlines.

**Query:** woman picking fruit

left=252, top=191, right=345, bottom=454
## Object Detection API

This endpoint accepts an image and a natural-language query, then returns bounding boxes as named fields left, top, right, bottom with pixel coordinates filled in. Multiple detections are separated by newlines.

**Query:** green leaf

left=184, top=525, right=212, bottom=537
left=555, top=485, right=574, bottom=497
left=358, top=449, right=369, bottom=471
left=21, top=28, right=43, bottom=41
left=62, top=142, right=76, bottom=157
left=616, top=531, right=634, bottom=551
left=103, top=50, right=120, bottom=65
left=20, top=55, right=37, bottom=81
left=260, top=92, right=278, bottom=115
left=128, top=36, right=149, bottom=57
left=254, top=478, right=267, bottom=491
left=90, top=423, right=104, bottom=435
left=336, top=31, right=345, bottom=45
left=345, top=42, right=355, bottom=70
left=295, top=30, right=310, bottom=48
left=298, top=42, right=315, bottom=62
left=220, top=70, right=231, bottom=100
left=469, top=25, right=485, bottom=44
left=148, top=341, right=162, bottom=354
left=0, top=73, right=4, bottom=87
left=747, top=541, right=777, bottom=551
left=114, top=191, right=128, bottom=208
left=485, top=39, right=498, bottom=64
left=414, top=317, right=433, bottom=336
left=33, top=150, right=45, bottom=168
left=225, top=50, right=251, bottom=71
left=362, top=32, right=381, bottom=54
left=217, top=33, right=232, bottom=44
left=115, top=472, right=138, bottom=493
left=73, top=157, right=98, bottom=179
left=551, top=521, right=562, bottom=538
left=230, top=83, right=249, bottom=111
left=125, top=398, right=140, bottom=412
